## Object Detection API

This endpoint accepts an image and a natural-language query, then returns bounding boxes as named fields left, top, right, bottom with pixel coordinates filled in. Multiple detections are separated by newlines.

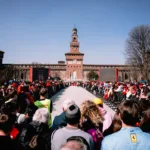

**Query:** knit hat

left=65, top=104, right=81, bottom=125
left=93, top=98, right=103, bottom=105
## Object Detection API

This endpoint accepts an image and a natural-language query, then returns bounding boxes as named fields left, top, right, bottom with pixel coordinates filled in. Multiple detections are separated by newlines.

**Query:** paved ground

left=51, top=86, right=115, bottom=120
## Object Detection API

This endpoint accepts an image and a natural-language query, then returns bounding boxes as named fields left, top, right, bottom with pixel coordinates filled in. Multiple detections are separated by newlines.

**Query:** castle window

left=21, top=73, right=23, bottom=79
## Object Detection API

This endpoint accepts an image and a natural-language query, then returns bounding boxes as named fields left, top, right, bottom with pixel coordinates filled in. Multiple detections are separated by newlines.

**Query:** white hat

left=62, top=99, right=75, bottom=111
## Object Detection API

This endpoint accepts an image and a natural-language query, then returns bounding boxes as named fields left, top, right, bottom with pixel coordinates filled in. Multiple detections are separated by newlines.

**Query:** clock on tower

left=72, top=47, right=77, bottom=52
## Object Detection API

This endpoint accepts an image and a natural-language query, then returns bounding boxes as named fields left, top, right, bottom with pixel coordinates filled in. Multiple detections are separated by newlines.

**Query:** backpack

left=19, top=122, right=50, bottom=150
left=28, top=133, right=50, bottom=150
left=87, top=128, right=103, bottom=150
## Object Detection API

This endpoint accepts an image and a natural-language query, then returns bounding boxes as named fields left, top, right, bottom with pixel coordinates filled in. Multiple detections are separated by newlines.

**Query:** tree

left=125, top=25, right=150, bottom=81
left=130, top=67, right=139, bottom=82
left=87, top=70, right=99, bottom=80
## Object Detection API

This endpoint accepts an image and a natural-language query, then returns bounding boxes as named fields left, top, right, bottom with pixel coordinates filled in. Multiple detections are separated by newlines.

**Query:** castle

left=0, top=28, right=130, bottom=82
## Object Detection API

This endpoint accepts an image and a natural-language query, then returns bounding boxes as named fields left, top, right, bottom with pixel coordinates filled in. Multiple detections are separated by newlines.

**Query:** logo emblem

left=130, top=134, right=137, bottom=143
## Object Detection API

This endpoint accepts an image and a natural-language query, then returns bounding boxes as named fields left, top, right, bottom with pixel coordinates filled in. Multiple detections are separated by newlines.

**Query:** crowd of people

left=83, top=81, right=150, bottom=101
left=0, top=80, right=150, bottom=150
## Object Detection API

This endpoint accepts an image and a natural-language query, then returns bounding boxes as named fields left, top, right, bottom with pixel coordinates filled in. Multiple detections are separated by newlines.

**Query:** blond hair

left=80, top=100, right=104, bottom=127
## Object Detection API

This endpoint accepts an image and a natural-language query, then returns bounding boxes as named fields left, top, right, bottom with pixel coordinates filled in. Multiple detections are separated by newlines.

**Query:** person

left=19, top=108, right=50, bottom=150
left=60, top=140, right=88, bottom=150
left=0, top=113, right=24, bottom=150
left=126, top=85, right=134, bottom=100
left=139, top=99, right=150, bottom=112
left=17, top=92, right=28, bottom=113
left=101, top=100, right=150, bottom=150
left=51, top=99, right=75, bottom=131
left=66, top=136, right=90, bottom=150
left=114, top=83, right=123, bottom=92
left=80, top=100, right=104, bottom=131
left=80, top=100, right=104, bottom=150
left=0, top=88, right=5, bottom=108
left=0, top=101, right=19, bottom=115
left=140, top=108, right=150, bottom=133
left=103, top=112, right=122, bottom=137
left=51, top=104, right=94, bottom=150
left=5, top=89, right=17, bottom=104
left=147, top=84, right=150, bottom=98
left=107, top=83, right=115, bottom=100
left=22, top=104, right=38, bottom=126
left=34, top=88, right=52, bottom=127
left=93, top=98, right=112, bottom=132
left=114, top=83, right=123, bottom=101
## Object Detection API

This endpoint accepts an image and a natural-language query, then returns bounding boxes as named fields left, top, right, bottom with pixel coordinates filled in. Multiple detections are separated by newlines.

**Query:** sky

left=0, top=0, right=150, bottom=64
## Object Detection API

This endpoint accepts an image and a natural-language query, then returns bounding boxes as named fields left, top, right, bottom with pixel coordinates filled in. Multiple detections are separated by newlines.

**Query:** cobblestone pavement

left=51, top=86, right=115, bottom=120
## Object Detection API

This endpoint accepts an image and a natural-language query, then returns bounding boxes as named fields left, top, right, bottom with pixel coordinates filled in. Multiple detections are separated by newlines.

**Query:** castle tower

left=0, top=51, right=4, bottom=65
left=65, top=28, right=84, bottom=81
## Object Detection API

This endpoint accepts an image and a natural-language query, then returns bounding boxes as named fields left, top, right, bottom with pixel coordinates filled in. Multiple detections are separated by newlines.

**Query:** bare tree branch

left=125, top=25, right=150, bottom=81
